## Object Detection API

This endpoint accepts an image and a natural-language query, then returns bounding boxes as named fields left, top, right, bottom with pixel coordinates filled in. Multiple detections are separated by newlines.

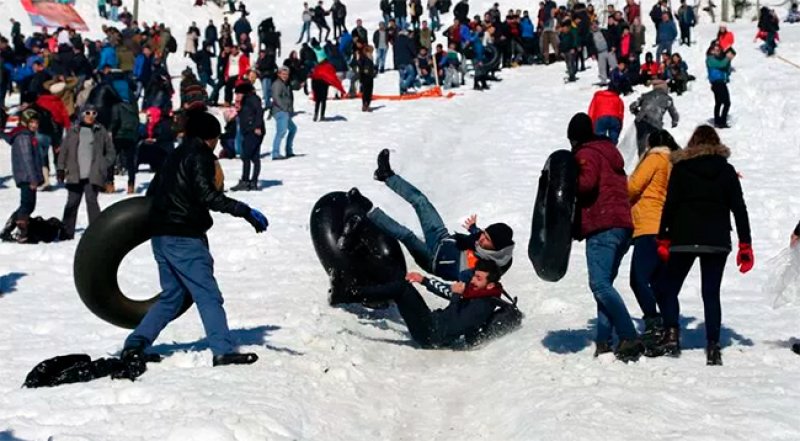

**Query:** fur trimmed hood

left=671, top=144, right=731, bottom=164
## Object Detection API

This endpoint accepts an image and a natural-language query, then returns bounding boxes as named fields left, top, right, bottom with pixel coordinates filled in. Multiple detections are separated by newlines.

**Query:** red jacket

left=588, top=90, right=624, bottom=124
left=224, top=53, right=251, bottom=81
left=640, top=61, right=660, bottom=76
left=574, top=139, right=634, bottom=239
left=625, top=3, right=641, bottom=25
left=35, top=94, right=71, bottom=130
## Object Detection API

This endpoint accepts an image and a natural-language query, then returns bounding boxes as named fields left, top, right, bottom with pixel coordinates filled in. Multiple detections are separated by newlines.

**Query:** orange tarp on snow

left=367, top=87, right=457, bottom=101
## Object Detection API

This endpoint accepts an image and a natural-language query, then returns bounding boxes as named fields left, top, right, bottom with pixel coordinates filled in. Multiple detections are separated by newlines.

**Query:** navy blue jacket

left=424, top=278, right=500, bottom=346
left=393, top=34, right=417, bottom=67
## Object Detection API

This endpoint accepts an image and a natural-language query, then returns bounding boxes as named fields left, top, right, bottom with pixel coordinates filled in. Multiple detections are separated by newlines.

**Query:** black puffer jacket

left=659, top=144, right=751, bottom=252
left=147, top=137, right=250, bottom=237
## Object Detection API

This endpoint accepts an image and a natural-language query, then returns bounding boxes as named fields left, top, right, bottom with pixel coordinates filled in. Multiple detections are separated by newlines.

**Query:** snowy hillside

left=3, top=0, right=800, bottom=440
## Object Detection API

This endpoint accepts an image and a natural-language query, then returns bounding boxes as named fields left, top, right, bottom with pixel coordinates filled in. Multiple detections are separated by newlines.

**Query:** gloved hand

left=656, top=239, right=671, bottom=263
left=56, top=170, right=65, bottom=184
left=245, top=208, right=269, bottom=233
left=737, top=243, right=754, bottom=274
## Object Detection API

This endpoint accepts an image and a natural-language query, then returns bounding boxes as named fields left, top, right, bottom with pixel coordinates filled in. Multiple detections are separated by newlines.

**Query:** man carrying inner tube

left=119, top=111, right=269, bottom=377
left=331, top=259, right=504, bottom=348
left=344, top=149, right=515, bottom=283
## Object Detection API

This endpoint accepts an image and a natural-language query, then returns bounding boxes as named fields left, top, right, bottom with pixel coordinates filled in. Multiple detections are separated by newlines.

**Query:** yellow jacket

left=628, top=147, right=672, bottom=238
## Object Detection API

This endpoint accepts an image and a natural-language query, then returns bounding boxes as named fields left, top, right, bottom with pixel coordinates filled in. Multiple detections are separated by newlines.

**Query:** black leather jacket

left=147, top=137, right=249, bottom=237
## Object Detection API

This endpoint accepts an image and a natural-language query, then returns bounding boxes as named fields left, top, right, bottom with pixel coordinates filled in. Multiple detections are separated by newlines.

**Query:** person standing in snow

left=629, top=81, right=679, bottom=155
left=627, top=130, right=680, bottom=351
left=57, top=105, right=115, bottom=240
left=343, top=149, right=516, bottom=283
left=119, top=111, right=269, bottom=376
left=651, top=125, right=752, bottom=366
left=706, top=41, right=734, bottom=129
left=568, top=112, right=643, bottom=362
left=271, top=66, right=297, bottom=160
left=656, top=12, right=677, bottom=59
left=588, top=85, right=624, bottom=145
left=230, top=82, right=264, bottom=191
left=313, top=0, right=332, bottom=41
left=298, top=2, right=313, bottom=44
left=588, top=21, right=616, bottom=86
left=3, top=109, right=44, bottom=243
left=676, top=0, right=696, bottom=47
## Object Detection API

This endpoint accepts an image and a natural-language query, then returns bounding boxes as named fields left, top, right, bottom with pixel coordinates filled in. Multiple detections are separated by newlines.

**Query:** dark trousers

left=62, top=179, right=100, bottom=239
left=657, top=252, right=727, bottom=343
left=711, top=81, right=730, bottom=126
left=679, top=24, right=691, bottom=46
left=312, top=79, right=329, bottom=119
left=223, top=76, right=238, bottom=105
left=635, top=119, right=658, bottom=156
left=15, top=185, right=37, bottom=221
left=240, top=132, right=262, bottom=181
left=115, top=138, right=138, bottom=186
left=630, top=235, right=662, bottom=319
left=356, top=280, right=435, bottom=347
left=564, top=51, right=577, bottom=81
left=361, top=77, right=373, bottom=108
left=766, top=31, right=777, bottom=56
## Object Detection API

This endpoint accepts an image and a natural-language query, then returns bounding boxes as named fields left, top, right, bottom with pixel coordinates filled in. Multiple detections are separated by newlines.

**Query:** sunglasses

left=84, top=110, right=97, bottom=116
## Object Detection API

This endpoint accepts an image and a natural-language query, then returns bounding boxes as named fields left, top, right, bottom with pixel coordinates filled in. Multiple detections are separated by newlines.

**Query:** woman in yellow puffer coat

left=628, top=129, right=680, bottom=348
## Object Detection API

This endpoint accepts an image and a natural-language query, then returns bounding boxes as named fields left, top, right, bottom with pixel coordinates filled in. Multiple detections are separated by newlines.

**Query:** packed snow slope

left=2, top=1, right=800, bottom=440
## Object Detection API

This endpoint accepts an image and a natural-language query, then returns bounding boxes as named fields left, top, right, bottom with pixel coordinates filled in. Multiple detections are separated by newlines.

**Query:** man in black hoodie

left=120, top=111, right=268, bottom=375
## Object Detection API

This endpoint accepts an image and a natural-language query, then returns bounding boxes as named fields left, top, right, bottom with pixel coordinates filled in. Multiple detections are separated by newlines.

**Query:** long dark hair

left=647, top=129, right=681, bottom=151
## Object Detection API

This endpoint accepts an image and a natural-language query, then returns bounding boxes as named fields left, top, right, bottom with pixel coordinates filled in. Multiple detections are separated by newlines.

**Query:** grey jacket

left=630, top=88, right=679, bottom=128
left=271, top=79, right=294, bottom=115
left=11, top=128, right=44, bottom=186
left=58, top=123, right=116, bottom=187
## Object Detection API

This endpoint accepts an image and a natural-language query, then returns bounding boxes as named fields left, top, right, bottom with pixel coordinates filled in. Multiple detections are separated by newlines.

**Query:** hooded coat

left=628, top=147, right=671, bottom=238
left=659, top=144, right=751, bottom=252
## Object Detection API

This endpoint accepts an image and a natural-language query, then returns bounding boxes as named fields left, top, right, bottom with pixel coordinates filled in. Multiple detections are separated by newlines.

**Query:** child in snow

left=330, top=260, right=506, bottom=348
left=627, top=130, right=680, bottom=351
left=568, top=112, right=642, bottom=362
left=344, top=149, right=515, bottom=283
left=652, top=125, right=752, bottom=366
left=3, top=109, right=44, bottom=243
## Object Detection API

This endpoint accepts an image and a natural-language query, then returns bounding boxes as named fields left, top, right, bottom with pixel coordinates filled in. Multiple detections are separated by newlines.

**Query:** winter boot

left=792, top=342, right=800, bottom=355
left=594, top=341, right=613, bottom=357
left=346, top=187, right=373, bottom=216
left=230, top=180, right=250, bottom=192
left=642, top=317, right=665, bottom=351
left=706, top=342, right=723, bottom=366
left=15, top=219, right=29, bottom=244
left=114, top=346, right=148, bottom=380
left=647, top=327, right=681, bottom=358
left=0, top=215, right=17, bottom=242
left=338, top=214, right=366, bottom=252
left=212, top=352, right=259, bottom=366
left=615, top=339, right=644, bottom=363
left=373, top=149, right=395, bottom=182
left=249, top=180, right=260, bottom=191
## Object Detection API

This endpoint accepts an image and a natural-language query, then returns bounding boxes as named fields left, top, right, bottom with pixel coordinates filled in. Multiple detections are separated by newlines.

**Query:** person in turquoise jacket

left=706, top=41, right=734, bottom=128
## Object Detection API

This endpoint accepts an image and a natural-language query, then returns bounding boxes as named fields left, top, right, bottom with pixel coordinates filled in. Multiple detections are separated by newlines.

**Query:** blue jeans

left=383, top=14, right=393, bottom=24
left=398, top=64, right=416, bottom=93
left=125, top=236, right=235, bottom=356
left=586, top=228, right=636, bottom=342
left=297, top=22, right=312, bottom=43
left=397, top=17, right=407, bottom=29
left=272, top=111, right=296, bottom=158
left=260, top=77, right=272, bottom=109
left=630, top=235, right=661, bottom=319
left=594, top=116, right=622, bottom=145
left=656, top=41, right=672, bottom=59
left=367, top=174, right=448, bottom=271
left=376, top=47, right=387, bottom=72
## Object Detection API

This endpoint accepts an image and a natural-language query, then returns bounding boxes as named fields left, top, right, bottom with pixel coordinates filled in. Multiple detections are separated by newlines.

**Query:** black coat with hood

left=659, top=143, right=751, bottom=252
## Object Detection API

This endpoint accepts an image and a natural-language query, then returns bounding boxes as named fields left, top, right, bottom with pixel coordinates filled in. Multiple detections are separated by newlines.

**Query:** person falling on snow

left=629, top=80, right=679, bottom=156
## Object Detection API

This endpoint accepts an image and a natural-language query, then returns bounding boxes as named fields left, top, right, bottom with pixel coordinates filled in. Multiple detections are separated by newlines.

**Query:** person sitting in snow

left=119, top=111, right=269, bottom=377
left=786, top=3, right=800, bottom=23
left=331, top=259, right=506, bottom=348
left=343, top=149, right=515, bottom=283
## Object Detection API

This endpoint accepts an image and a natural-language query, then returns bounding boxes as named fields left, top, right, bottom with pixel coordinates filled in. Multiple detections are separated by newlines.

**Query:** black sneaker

left=706, top=342, right=723, bottom=366
left=212, top=352, right=259, bottom=367
left=373, top=149, right=395, bottom=182
left=230, top=180, right=250, bottom=192
left=346, top=187, right=373, bottom=215
left=615, top=339, right=644, bottom=363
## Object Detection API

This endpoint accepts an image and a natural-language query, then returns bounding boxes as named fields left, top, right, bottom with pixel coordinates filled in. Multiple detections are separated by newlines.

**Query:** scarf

left=474, top=243, right=514, bottom=268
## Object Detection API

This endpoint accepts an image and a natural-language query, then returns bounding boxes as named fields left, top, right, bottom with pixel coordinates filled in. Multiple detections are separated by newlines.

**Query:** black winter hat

left=185, top=111, right=222, bottom=140
left=484, top=223, right=514, bottom=250
left=234, top=81, right=255, bottom=94
left=567, top=112, right=594, bottom=145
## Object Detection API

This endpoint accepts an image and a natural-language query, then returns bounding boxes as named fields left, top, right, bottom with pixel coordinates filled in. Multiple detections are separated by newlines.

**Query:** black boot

left=594, top=341, right=613, bottom=357
left=15, top=220, right=29, bottom=244
left=346, top=187, right=373, bottom=215
left=792, top=342, right=800, bottom=355
left=248, top=180, right=260, bottom=191
left=647, top=327, right=681, bottom=357
left=230, top=180, right=250, bottom=192
left=706, top=342, right=723, bottom=366
left=373, top=149, right=395, bottom=182
left=114, top=346, right=148, bottom=380
left=642, top=317, right=664, bottom=351
left=213, top=352, right=259, bottom=366
left=615, top=338, right=644, bottom=363
left=0, top=215, right=16, bottom=242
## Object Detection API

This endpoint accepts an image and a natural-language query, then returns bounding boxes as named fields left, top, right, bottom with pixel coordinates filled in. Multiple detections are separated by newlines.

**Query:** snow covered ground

left=2, top=0, right=800, bottom=440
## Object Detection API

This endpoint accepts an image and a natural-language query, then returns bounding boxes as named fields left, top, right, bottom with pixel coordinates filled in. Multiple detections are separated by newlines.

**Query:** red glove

left=656, top=239, right=671, bottom=263
left=737, top=243, right=754, bottom=274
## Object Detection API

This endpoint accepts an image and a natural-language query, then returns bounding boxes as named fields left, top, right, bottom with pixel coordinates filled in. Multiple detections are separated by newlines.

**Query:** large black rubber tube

left=528, top=150, right=578, bottom=282
left=310, top=191, right=407, bottom=304
left=74, top=197, right=192, bottom=329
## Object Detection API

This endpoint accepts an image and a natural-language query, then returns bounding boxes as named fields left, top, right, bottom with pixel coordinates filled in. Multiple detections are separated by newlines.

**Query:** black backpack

left=113, top=102, right=140, bottom=141
left=166, top=35, right=178, bottom=53
left=464, top=292, right=524, bottom=347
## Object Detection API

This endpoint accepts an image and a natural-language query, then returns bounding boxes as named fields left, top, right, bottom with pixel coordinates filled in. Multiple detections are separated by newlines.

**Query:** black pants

left=115, top=138, right=138, bottom=186
left=240, top=132, right=262, bottom=182
left=355, top=280, right=435, bottom=347
left=62, top=179, right=100, bottom=239
left=223, top=76, right=238, bottom=105
left=14, top=184, right=36, bottom=221
left=657, top=252, right=727, bottom=343
left=312, top=79, right=329, bottom=120
left=711, top=81, right=730, bottom=126
left=316, top=22, right=330, bottom=41
left=361, top=77, right=373, bottom=108
left=333, top=19, right=346, bottom=38
left=564, top=51, right=577, bottom=81
left=680, top=24, right=691, bottom=46
left=635, top=120, right=658, bottom=156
